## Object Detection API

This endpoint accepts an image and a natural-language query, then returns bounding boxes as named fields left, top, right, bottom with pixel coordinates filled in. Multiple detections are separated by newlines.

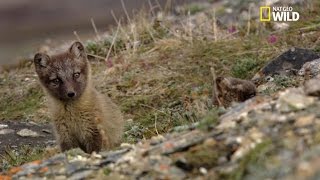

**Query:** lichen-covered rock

left=299, top=58, right=320, bottom=79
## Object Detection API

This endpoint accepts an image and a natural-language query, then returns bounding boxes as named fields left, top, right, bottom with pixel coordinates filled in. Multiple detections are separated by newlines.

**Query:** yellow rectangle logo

left=260, top=7, right=271, bottom=22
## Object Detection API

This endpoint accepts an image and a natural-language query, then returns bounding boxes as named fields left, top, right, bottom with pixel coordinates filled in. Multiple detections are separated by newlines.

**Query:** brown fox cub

left=213, top=77, right=256, bottom=107
left=34, top=42, right=124, bottom=153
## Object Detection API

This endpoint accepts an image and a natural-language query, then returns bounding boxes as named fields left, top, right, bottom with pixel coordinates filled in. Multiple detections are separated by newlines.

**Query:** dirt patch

left=0, top=121, right=55, bottom=154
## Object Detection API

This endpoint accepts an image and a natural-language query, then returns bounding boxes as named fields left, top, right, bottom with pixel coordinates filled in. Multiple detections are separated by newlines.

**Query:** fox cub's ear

left=34, top=53, right=50, bottom=68
left=69, top=41, right=86, bottom=58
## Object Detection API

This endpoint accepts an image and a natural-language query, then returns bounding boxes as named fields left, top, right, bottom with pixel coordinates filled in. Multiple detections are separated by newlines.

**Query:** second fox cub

left=213, top=77, right=256, bottom=107
left=34, top=42, right=124, bottom=153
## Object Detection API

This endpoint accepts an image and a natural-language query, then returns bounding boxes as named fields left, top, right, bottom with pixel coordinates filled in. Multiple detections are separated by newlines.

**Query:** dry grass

left=84, top=0, right=320, bottom=141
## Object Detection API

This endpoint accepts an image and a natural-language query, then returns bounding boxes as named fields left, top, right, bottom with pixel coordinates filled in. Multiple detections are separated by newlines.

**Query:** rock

left=276, top=88, right=315, bottom=112
left=0, top=129, right=14, bottom=135
left=0, top=124, right=8, bottom=129
left=17, top=129, right=40, bottom=137
left=294, top=115, right=315, bottom=128
left=298, top=58, right=320, bottom=78
left=174, top=158, right=193, bottom=171
left=69, top=170, right=94, bottom=180
left=256, top=81, right=277, bottom=93
left=273, top=22, right=289, bottom=31
left=150, top=135, right=165, bottom=145
left=199, top=167, right=208, bottom=175
left=304, top=78, right=320, bottom=97
left=252, top=48, right=320, bottom=81
left=42, top=129, right=52, bottom=134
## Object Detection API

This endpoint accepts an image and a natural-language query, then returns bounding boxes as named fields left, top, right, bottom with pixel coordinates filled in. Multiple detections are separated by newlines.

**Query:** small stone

left=203, top=138, right=216, bottom=146
left=248, top=128, right=264, bottom=144
left=0, top=124, right=8, bottom=129
left=42, top=129, right=52, bottom=134
left=91, top=152, right=102, bottom=159
left=304, top=78, right=320, bottom=97
left=216, top=119, right=236, bottom=130
left=296, top=161, right=313, bottom=178
left=273, top=22, right=289, bottom=31
left=69, top=170, right=94, bottom=180
left=120, top=143, right=134, bottom=149
left=126, top=119, right=133, bottom=124
left=17, top=129, right=40, bottom=137
left=0, top=129, right=14, bottom=135
left=299, top=59, right=320, bottom=78
left=199, top=167, right=208, bottom=175
left=150, top=135, right=165, bottom=145
left=175, top=158, right=193, bottom=171
left=277, top=88, right=315, bottom=112
left=295, top=115, right=315, bottom=127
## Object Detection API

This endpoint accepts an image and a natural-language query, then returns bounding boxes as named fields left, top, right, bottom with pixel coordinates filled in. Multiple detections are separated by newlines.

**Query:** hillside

left=1, top=0, right=320, bottom=179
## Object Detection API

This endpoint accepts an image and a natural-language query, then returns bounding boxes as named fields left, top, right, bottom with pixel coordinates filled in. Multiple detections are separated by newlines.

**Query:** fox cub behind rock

left=34, top=42, right=124, bottom=153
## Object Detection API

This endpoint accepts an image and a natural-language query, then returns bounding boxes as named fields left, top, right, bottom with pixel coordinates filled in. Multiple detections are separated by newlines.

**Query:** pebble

left=304, top=78, right=320, bottom=97
left=17, top=129, right=40, bottom=137
left=0, top=128, right=14, bottom=135
left=69, top=170, right=94, bottom=180
left=277, top=88, right=315, bottom=112
left=295, top=115, right=315, bottom=128
left=199, top=167, right=208, bottom=175
left=299, top=58, right=320, bottom=78
left=0, top=124, right=8, bottom=129
left=175, top=158, right=193, bottom=171
left=150, top=135, right=165, bottom=145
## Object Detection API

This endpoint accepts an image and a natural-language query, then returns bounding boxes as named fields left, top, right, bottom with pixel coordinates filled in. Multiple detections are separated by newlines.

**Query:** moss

left=231, top=58, right=260, bottom=79
left=197, top=109, right=219, bottom=131
left=103, top=167, right=112, bottom=176
left=273, top=75, right=299, bottom=88
left=225, top=140, right=273, bottom=180
left=0, top=86, right=44, bottom=120
left=186, top=148, right=219, bottom=169
left=184, top=140, right=221, bottom=169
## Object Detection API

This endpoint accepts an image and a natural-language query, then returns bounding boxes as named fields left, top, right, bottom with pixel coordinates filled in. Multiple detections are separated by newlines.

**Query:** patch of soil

left=0, top=121, right=55, bottom=154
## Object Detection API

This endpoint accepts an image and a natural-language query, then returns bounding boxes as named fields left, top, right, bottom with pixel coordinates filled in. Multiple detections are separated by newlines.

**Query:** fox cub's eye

left=52, top=78, right=60, bottom=84
left=74, top=72, right=80, bottom=78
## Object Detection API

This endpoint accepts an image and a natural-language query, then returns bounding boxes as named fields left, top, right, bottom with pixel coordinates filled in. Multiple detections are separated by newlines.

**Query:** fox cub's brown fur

left=34, top=42, right=124, bottom=153
left=213, top=77, right=256, bottom=107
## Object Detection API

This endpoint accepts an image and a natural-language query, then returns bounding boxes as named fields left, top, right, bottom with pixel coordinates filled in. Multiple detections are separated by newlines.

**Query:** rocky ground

left=1, top=0, right=320, bottom=179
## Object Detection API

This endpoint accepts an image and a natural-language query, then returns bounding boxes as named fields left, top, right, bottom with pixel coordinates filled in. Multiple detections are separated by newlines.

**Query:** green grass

left=231, top=58, right=260, bottom=79
left=0, top=86, right=44, bottom=120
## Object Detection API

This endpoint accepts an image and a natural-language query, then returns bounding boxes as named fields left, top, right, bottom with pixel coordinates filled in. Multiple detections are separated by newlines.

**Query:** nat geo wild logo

left=260, top=6, right=300, bottom=22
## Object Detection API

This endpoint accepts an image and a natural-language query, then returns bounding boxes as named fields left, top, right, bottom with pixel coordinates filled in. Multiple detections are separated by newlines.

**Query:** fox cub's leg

left=55, top=124, right=78, bottom=152
left=79, top=128, right=103, bottom=153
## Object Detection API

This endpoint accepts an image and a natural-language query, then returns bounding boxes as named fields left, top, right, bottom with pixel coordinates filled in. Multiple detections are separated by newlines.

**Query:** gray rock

left=17, top=129, right=40, bottom=137
left=0, top=124, right=8, bottom=129
left=276, top=88, right=315, bottom=112
left=304, top=78, right=320, bottom=97
left=68, top=170, right=94, bottom=180
left=298, top=58, right=320, bottom=78
left=0, top=128, right=14, bottom=135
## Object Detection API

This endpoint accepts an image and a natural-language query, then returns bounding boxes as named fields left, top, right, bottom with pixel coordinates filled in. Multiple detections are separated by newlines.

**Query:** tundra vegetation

left=0, top=0, right=319, bottom=177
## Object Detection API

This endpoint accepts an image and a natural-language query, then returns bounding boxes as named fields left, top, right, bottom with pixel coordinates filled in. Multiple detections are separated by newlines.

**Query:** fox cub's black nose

left=67, top=92, right=75, bottom=98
